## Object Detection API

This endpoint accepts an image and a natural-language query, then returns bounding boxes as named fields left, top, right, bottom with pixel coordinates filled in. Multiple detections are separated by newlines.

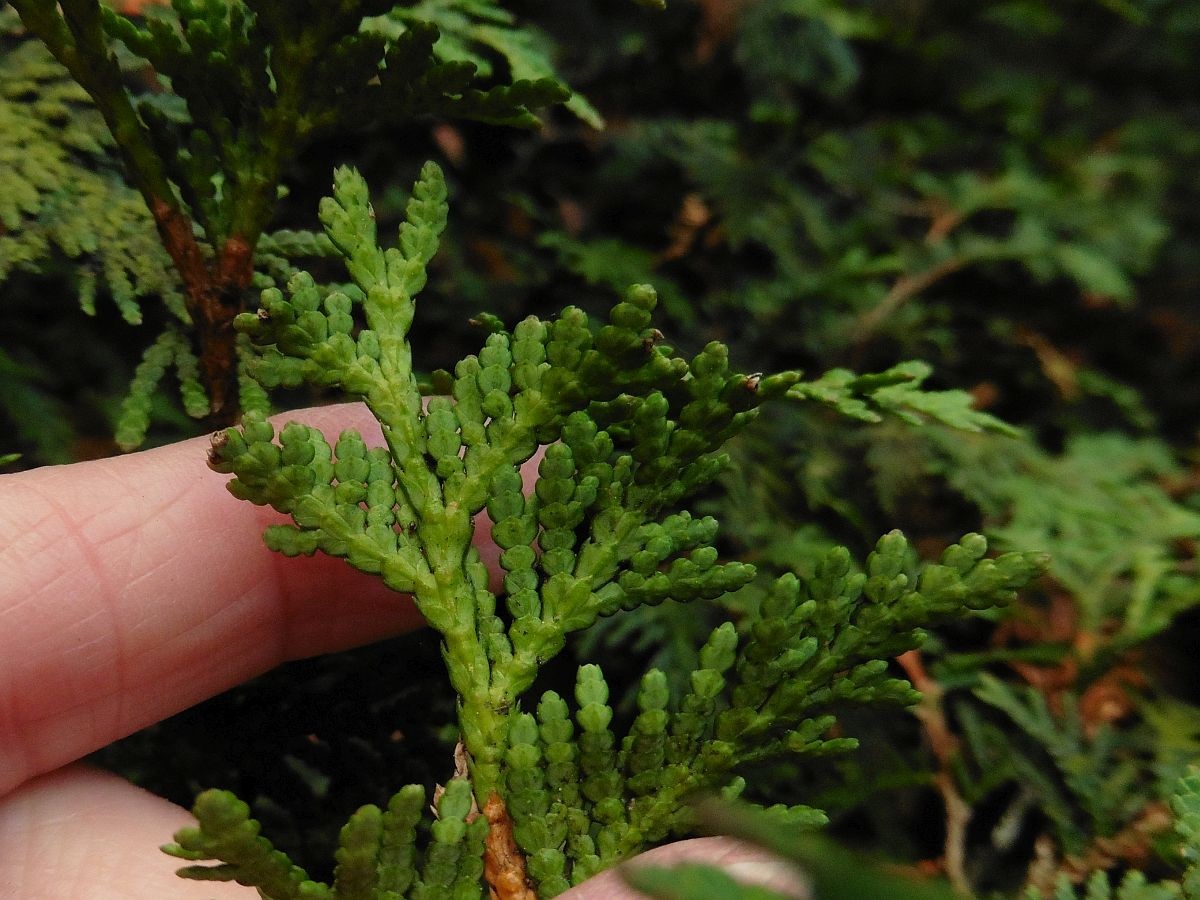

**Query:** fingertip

left=0, top=765, right=255, bottom=899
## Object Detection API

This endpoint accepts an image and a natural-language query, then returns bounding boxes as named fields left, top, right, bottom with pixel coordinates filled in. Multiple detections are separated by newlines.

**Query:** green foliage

left=179, top=164, right=1045, bottom=896
left=1175, top=770, right=1200, bottom=899
left=965, top=676, right=1151, bottom=853
left=900, top=430, right=1200, bottom=887
left=1020, top=770, right=1200, bottom=899
left=628, top=771, right=1200, bottom=900
left=0, top=38, right=182, bottom=323
left=163, top=778, right=488, bottom=899
left=494, top=8, right=1200, bottom=890
left=364, top=0, right=603, bottom=128
left=68, top=0, right=565, bottom=246
left=6, top=0, right=572, bottom=433
left=114, top=324, right=208, bottom=449
left=499, top=532, right=1041, bottom=887
left=581, top=0, right=1182, bottom=361
left=912, top=452, right=1200, bottom=890
left=1056, top=873, right=1180, bottom=900
left=787, top=362, right=1019, bottom=435
left=7, top=0, right=1199, bottom=895
left=917, top=431, right=1200, bottom=650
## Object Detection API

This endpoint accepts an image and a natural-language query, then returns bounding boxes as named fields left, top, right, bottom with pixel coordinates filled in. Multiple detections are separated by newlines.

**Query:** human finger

left=0, top=764, right=255, bottom=898
left=1, top=403, right=447, bottom=794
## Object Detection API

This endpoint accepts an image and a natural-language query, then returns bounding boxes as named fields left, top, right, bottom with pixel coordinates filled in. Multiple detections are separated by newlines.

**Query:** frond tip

left=163, top=789, right=329, bottom=899
left=165, top=780, right=492, bottom=899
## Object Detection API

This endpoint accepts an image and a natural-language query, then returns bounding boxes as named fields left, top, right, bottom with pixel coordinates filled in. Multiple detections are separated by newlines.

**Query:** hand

left=0, top=403, right=802, bottom=899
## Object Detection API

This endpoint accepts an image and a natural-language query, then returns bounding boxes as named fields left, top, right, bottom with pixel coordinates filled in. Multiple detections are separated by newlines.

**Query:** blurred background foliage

left=4, top=0, right=1200, bottom=895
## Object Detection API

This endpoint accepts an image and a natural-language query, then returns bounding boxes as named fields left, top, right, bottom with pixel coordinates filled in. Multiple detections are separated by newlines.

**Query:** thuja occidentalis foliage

left=172, top=160, right=1048, bottom=898
left=8, top=0, right=568, bottom=436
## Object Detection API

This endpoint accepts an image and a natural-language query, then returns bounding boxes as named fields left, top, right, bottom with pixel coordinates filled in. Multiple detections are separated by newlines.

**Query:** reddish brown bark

left=483, top=792, right=536, bottom=900
left=149, top=198, right=253, bottom=418
left=112, top=0, right=167, bottom=13
left=896, top=650, right=973, bottom=896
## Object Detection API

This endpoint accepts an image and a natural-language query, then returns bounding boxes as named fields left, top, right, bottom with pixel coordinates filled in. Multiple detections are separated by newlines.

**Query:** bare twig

left=854, top=257, right=968, bottom=343
left=897, top=649, right=974, bottom=896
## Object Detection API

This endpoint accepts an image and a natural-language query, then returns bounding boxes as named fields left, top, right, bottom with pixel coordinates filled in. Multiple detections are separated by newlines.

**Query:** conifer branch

left=10, top=0, right=572, bottom=427
left=191, top=165, right=1047, bottom=896
left=8, top=0, right=247, bottom=413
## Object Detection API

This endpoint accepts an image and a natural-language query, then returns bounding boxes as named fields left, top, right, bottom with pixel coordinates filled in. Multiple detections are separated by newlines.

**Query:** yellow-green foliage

left=0, top=38, right=184, bottom=324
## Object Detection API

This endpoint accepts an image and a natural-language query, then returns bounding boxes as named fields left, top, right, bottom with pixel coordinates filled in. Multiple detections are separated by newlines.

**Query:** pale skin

left=0, top=402, right=801, bottom=899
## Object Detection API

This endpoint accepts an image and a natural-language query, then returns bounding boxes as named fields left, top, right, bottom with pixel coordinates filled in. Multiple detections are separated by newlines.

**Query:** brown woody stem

left=12, top=1, right=257, bottom=420
left=897, top=649, right=973, bottom=896
left=483, top=792, right=536, bottom=900
left=149, top=199, right=253, bottom=416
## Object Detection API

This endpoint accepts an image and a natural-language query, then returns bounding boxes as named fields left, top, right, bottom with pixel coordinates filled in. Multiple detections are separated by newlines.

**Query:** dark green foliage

left=574, top=0, right=1184, bottom=360
left=1176, top=771, right=1200, bottom=899
left=493, top=7, right=1200, bottom=888
left=961, top=676, right=1151, bottom=856
left=0, top=21, right=194, bottom=455
left=884, top=429, right=1200, bottom=873
left=363, top=0, right=602, bottom=128
left=6, top=0, right=571, bottom=434
left=72, top=0, right=564, bottom=246
left=500, top=533, right=1042, bottom=887
left=1021, top=771, right=1200, bottom=898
